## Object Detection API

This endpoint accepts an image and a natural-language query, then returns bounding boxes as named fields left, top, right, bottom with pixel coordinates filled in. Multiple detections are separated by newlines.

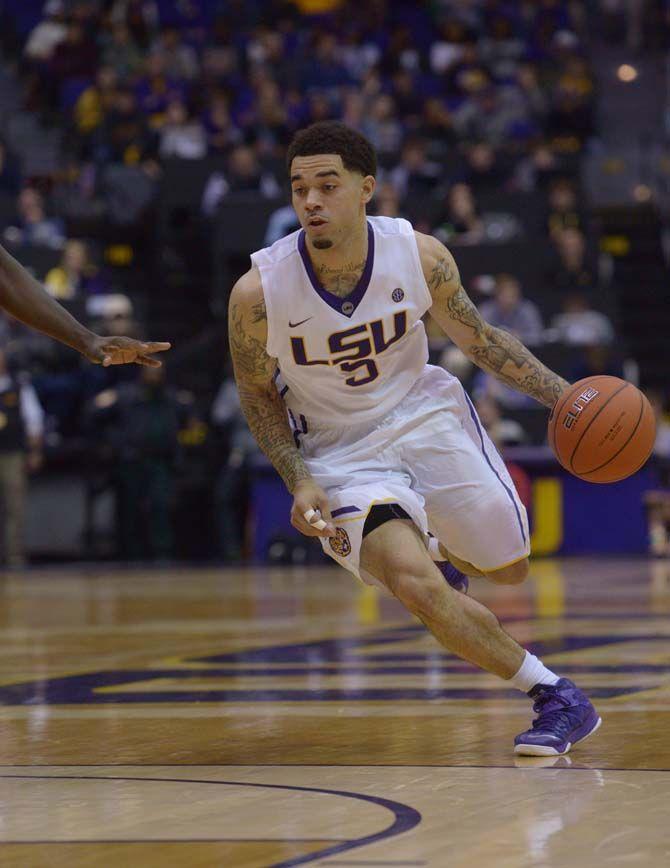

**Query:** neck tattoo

left=315, top=258, right=366, bottom=298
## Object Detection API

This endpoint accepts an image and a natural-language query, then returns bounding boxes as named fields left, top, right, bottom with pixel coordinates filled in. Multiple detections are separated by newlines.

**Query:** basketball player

left=228, top=122, right=600, bottom=756
left=0, top=243, right=169, bottom=367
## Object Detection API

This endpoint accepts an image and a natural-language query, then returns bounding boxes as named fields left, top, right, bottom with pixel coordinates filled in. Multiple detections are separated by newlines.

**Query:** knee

left=486, top=557, right=530, bottom=585
left=389, top=566, right=449, bottom=616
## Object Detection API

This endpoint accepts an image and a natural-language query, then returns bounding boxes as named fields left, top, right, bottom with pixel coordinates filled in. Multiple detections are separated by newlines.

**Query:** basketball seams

left=580, top=393, right=654, bottom=482
left=578, top=388, right=644, bottom=476
left=568, top=380, right=630, bottom=473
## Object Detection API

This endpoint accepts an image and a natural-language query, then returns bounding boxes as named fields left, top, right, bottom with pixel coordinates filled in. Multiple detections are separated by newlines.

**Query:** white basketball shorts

left=300, top=365, right=530, bottom=585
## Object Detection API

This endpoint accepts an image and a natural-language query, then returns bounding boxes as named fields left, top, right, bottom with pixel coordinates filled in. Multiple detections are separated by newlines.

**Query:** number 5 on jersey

left=290, top=311, right=408, bottom=387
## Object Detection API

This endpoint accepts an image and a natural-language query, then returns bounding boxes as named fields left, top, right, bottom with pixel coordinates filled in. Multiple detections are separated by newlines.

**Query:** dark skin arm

left=416, top=232, right=569, bottom=408
left=0, top=244, right=170, bottom=367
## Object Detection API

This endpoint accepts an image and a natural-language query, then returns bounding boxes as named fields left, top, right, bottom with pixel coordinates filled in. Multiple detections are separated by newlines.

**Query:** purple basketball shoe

left=514, top=678, right=602, bottom=756
left=437, top=560, right=469, bottom=594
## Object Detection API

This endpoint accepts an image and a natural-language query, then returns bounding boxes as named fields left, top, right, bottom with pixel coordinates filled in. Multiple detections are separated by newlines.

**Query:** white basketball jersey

left=250, top=216, right=432, bottom=426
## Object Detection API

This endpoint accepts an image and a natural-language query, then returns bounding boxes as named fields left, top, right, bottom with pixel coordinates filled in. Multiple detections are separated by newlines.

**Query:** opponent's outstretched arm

left=228, top=269, right=334, bottom=537
left=416, top=232, right=569, bottom=408
left=0, top=243, right=170, bottom=367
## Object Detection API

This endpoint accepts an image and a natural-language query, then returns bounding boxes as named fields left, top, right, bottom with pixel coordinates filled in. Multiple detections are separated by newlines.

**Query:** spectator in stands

left=374, top=183, right=403, bottom=218
left=95, top=87, right=156, bottom=165
left=4, top=187, right=65, bottom=249
left=549, top=292, right=615, bottom=346
left=513, top=141, right=564, bottom=192
left=202, top=92, right=243, bottom=155
left=647, top=389, right=670, bottom=459
left=453, top=83, right=526, bottom=147
left=443, top=40, right=492, bottom=100
left=23, top=0, right=67, bottom=63
left=0, top=140, right=21, bottom=197
left=475, top=393, right=528, bottom=447
left=473, top=370, right=536, bottom=410
left=134, top=51, right=185, bottom=125
left=254, top=80, right=291, bottom=151
left=44, top=239, right=108, bottom=300
left=0, top=347, right=44, bottom=568
left=103, top=365, right=180, bottom=561
left=547, top=55, right=595, bottom=142
left=479, top=12, right=526, bottom=79
left=211, top=373, right=259, bottom=562
left=462, top=142, right=509, bottom=193
left=514, top=62, right=548, bottom=123
left=478, top=273, right=544, bottom=346
left=101, top=158, right=161, bottom=227
left=417, top=99, right=455, bottom=153
left=546, top=178, right=586, bottom=237
left=101, top=22, right=143, bottom=81
left=159, top=100, right=207, bottom=160
left=50, top=159, right=105, bottom=226
left=49, top=20, right=98, bottom=87
left=390, top=69, right=422, bottom=127
left=386, top=138, right=443, bottom=200
left=569, top=345, right=625, bottom=383
left=201, top=146, right=280, bottom=216
left=115, top=0, right=158, bottom=51
left=74, top=65, right=120, bottom=139
left=300, top=32, right=352, bottom=92
left=264, top=205, right=300, bottom=246
left=642, top=389, right=670, bottom=555
left=152, top=26, right=199, bottom=82
left=361, top=95, right=404, bottom=166
left=551, top=227, right=597, bottom=296
left=433, top=182, right=485, bottom=246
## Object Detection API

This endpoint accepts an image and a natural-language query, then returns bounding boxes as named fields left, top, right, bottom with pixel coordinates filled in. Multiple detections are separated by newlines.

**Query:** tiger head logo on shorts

left=330, top=527, right=351, bottom=557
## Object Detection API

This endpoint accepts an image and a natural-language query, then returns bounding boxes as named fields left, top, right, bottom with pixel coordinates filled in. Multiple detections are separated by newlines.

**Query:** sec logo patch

left=392, top=287, right=404, bottom=302
left=330, top=527, right=351, bottom=557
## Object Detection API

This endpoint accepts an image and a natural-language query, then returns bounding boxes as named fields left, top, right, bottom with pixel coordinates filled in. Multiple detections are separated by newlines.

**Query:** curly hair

left=286, top=121, right=377, bottom=178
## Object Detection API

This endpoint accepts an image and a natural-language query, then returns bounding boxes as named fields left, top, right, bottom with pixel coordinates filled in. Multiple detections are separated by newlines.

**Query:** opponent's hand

left=291, top=479, right=335, bottom=538
left=85, top=335, right=171, bottom=368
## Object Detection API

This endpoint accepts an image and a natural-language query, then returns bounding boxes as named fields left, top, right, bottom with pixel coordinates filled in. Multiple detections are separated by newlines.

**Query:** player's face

left=290, top=154, right=375, bottom=250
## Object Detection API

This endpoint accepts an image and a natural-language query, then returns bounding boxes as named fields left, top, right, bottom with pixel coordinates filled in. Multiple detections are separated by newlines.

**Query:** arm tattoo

left=470, top=325, right=568, bottom=408
left=251, top=300, right=267, bottom=323
left=229, top=303, right=310, bottom=491
left=426, top=255, right=456, bottom=294
left=438, top=281, right=567, bottom=408
left=444, top=279, right=486, bottom=340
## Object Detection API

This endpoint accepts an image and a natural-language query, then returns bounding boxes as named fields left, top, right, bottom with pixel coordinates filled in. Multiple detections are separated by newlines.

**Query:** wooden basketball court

left=1, top=557, right=669, bottom=867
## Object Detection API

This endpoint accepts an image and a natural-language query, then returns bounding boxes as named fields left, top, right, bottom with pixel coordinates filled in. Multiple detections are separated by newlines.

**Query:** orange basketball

left=548, top=376, right=656, bottom=483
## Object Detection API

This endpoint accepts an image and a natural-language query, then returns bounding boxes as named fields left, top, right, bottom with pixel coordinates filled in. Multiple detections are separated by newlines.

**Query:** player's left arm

left=416, top=232, right=569, bottom=409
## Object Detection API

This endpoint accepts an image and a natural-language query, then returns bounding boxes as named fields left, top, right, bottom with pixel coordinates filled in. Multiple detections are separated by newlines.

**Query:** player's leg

left=428, top=537, right=527, bottom=591
left=360, top=515, right=601, bottom=755
left=361, top=516, right=524, bottom=675
left=400, top=372, right=532, bottom=584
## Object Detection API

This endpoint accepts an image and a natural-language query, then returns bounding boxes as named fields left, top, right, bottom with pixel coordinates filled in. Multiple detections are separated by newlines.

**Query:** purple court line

left=0, top=774, right=421, bottom=868
left=1, top=764, right=667, bottom=773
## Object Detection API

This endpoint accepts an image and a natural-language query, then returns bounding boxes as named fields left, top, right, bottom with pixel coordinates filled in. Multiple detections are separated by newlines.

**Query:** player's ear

left=361, top=175, right=375, bottom=205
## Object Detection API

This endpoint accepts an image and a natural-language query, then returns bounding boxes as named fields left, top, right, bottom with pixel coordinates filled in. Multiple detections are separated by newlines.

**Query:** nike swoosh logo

left=289, top=317, right=314, bottom=328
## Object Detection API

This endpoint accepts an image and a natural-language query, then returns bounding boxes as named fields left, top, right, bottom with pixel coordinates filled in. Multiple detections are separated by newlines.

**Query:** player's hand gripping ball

left=548, top=376, right=656, bottom=483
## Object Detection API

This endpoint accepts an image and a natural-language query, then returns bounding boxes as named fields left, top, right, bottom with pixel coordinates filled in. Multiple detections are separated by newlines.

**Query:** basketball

left=548, top=376, right=656, bottom=483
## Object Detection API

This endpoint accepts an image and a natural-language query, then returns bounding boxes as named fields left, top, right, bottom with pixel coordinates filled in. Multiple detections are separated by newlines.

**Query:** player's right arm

left=228, top=268, right=335, bottom=538
left=0, top=243, right=170, bottom=367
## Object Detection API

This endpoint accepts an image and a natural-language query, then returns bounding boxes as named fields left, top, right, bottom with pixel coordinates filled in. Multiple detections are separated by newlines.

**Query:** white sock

left=509, top=651, right=560, bottom=693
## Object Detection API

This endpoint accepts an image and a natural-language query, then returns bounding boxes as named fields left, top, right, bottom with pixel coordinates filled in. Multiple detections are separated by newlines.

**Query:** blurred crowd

left=0, top=0, right=666, bottom=563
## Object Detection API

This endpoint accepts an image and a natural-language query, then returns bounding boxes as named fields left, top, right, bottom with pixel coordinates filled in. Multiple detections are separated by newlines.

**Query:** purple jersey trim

left=331, top=505, right=362, bottom=518
left=298, top=222, right=375, bottom=318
